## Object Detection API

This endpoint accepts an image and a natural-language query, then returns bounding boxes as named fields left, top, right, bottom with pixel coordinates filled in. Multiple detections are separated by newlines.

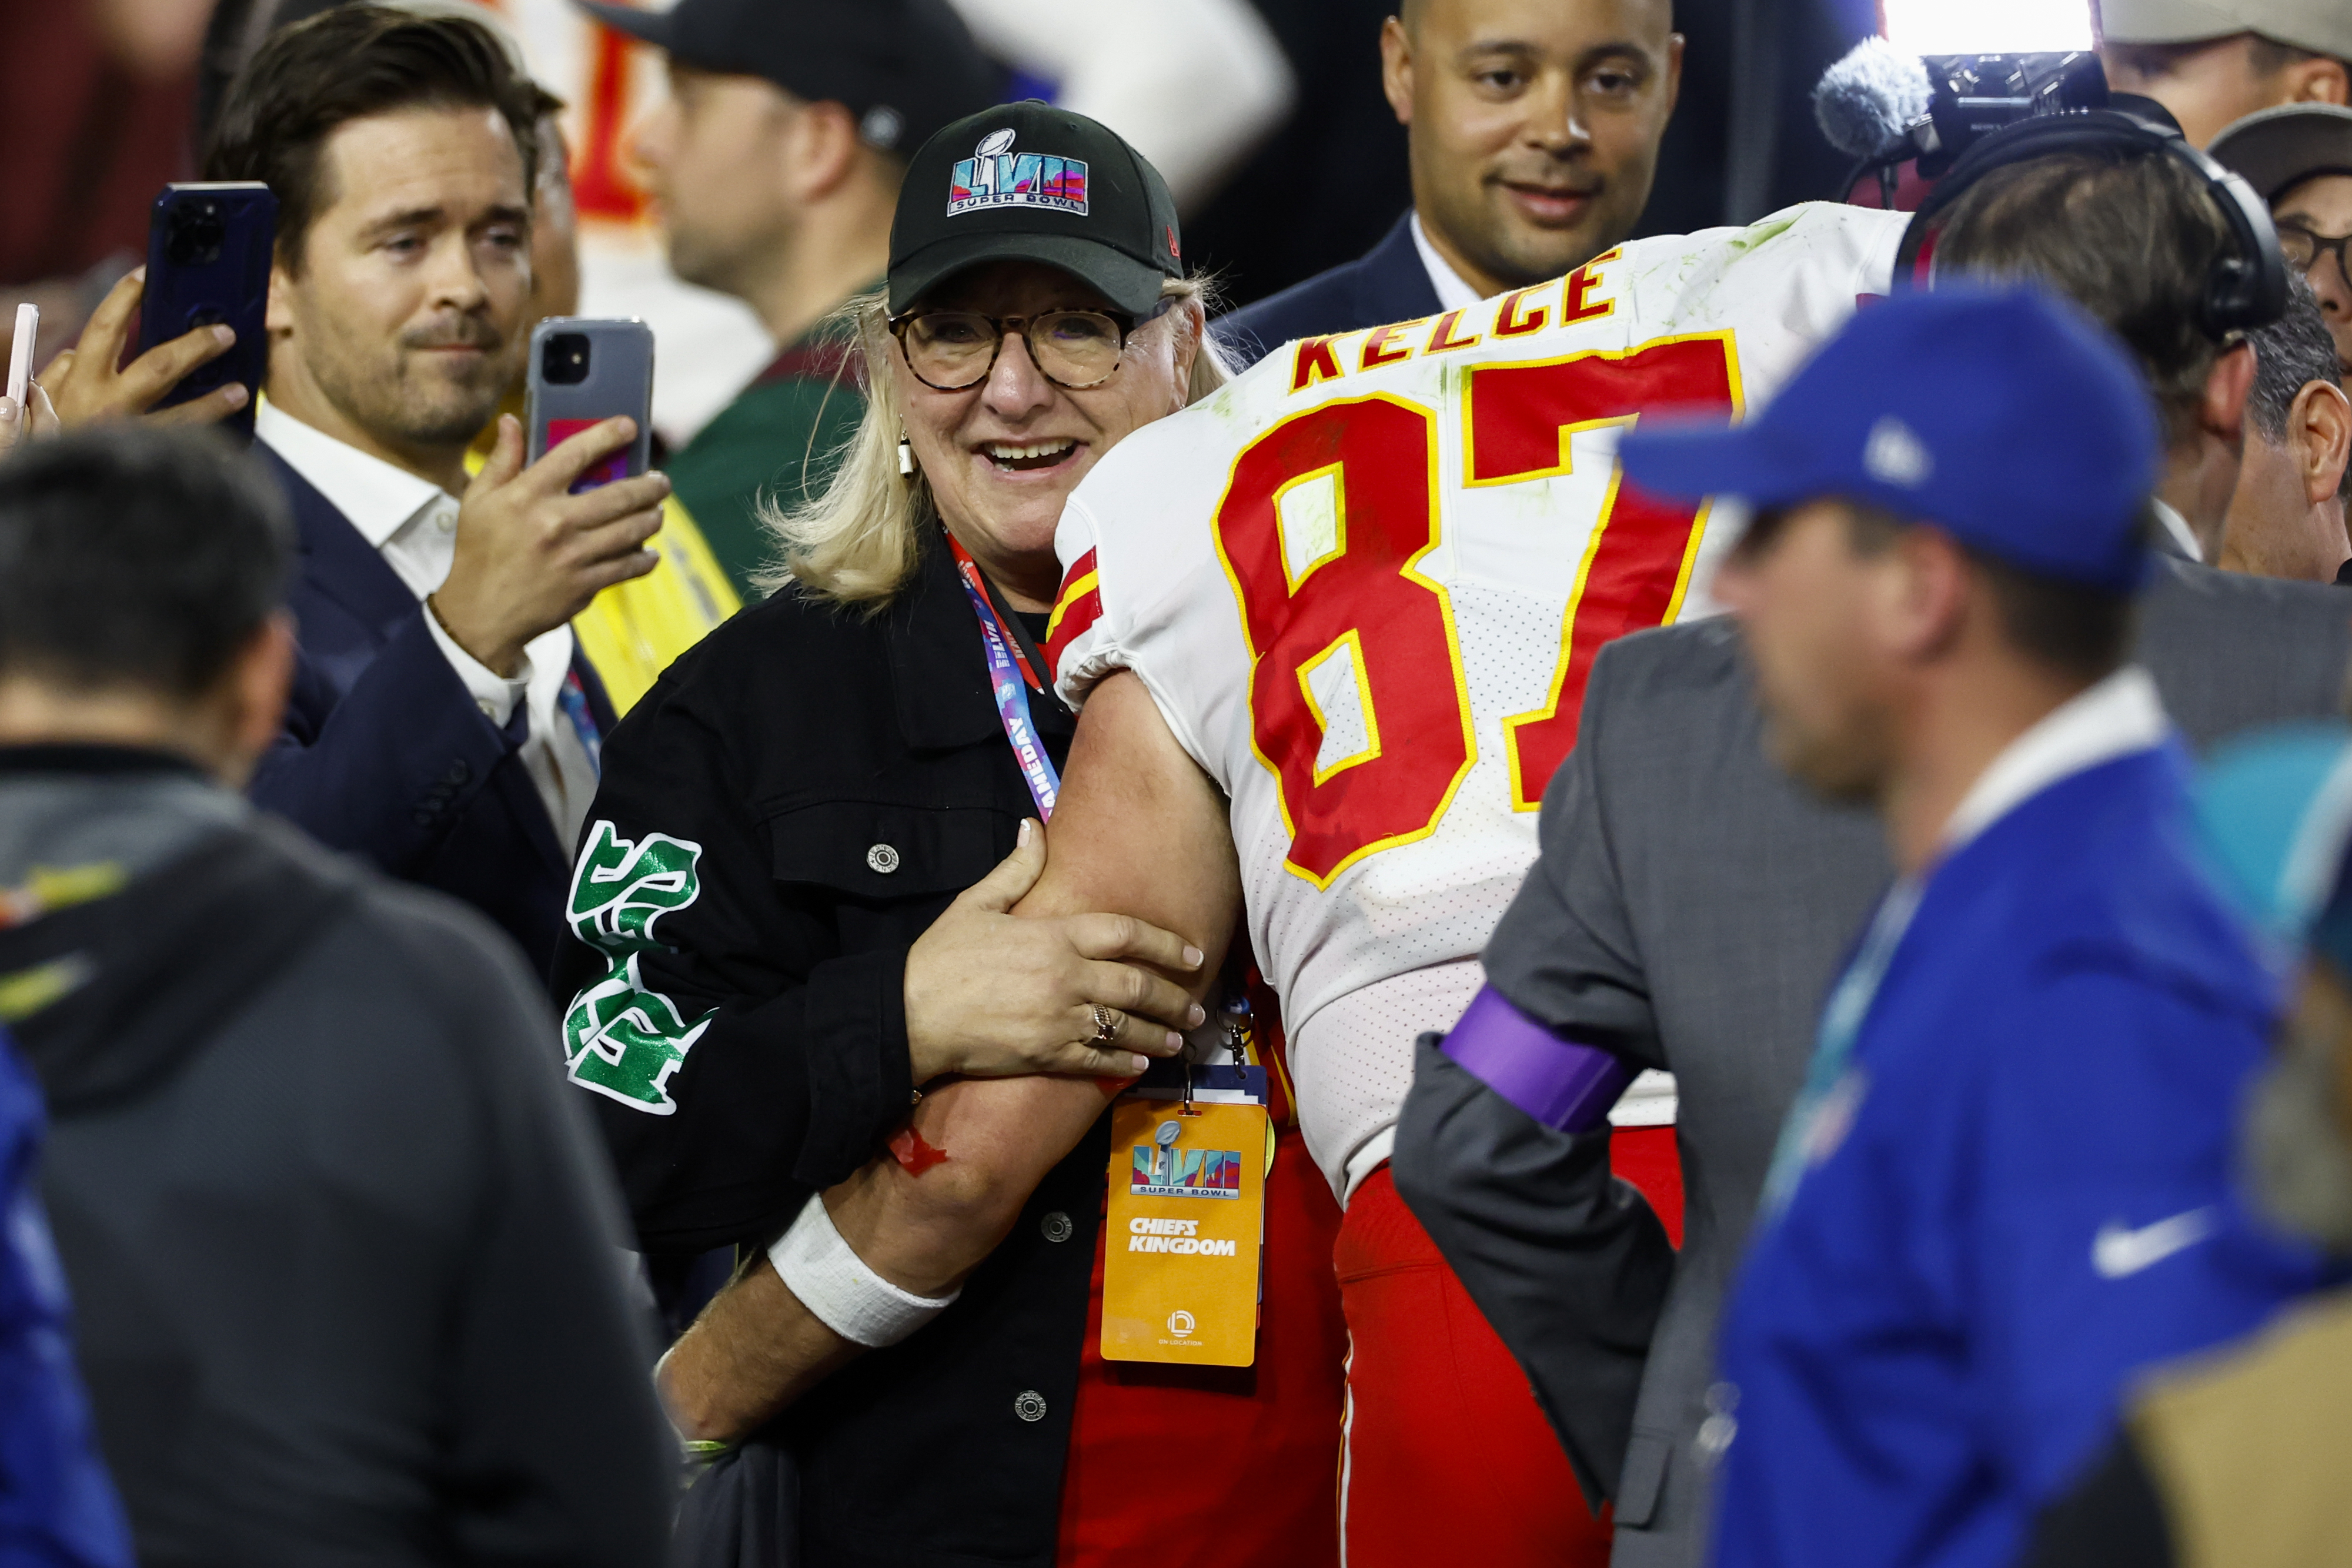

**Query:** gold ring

left=1091, top=1004, right=1118, bottom=1044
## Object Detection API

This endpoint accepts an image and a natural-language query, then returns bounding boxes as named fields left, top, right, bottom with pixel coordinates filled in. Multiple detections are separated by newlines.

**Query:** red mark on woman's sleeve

left=889, top=1126, right=950, bottom=1174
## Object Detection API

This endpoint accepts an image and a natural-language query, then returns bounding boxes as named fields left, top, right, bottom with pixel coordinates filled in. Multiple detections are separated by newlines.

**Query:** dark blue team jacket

left=1712, top=742, right=2317, bottom=1568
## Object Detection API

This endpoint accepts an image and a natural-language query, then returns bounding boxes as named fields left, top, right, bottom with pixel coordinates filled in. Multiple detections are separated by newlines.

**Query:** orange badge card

left=1102, top=1098, right=1268, bottom=1366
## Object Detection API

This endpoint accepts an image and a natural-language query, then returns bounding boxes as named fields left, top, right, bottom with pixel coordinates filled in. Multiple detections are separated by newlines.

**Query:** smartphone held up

left=139, top=183, right=276, bottom=440
left=526, top=318, right=655, bottom=494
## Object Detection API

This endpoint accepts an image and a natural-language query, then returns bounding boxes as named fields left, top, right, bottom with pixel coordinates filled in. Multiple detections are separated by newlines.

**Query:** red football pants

left=1057, top=1122, right=1348, bottom=1568
left=1331, top=1126, right=1682, bottom=1568
left=1335, top=1165, right=1613, bottom=1568
left=1612, top=1124, right=1685, bottom=1246
left=1060, top=1116, right=1683, bottom=1568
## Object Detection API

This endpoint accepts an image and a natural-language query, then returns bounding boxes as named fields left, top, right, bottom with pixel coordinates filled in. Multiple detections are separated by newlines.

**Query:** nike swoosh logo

left=2092, top=1208, right=2217, bottom=1279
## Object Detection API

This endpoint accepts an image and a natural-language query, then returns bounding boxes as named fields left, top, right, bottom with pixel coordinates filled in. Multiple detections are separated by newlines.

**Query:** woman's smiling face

left=893, top=260, right=1192, bottom=604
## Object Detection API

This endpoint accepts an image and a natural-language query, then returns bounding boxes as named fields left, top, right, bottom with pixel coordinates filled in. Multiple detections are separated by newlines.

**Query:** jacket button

left=1040, top=1211, right=1073, bottom=1243
left=1013, top=1390, right=1047, bottom=1423
left=445, top=760, right=471, bottom=785
left=866, top=843, right=900, bottom=874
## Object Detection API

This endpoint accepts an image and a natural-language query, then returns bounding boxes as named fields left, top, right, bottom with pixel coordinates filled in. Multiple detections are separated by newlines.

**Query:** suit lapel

left=1352, top=212, right=1444, bottom=330
left=256, top=442, right=420, bottom=638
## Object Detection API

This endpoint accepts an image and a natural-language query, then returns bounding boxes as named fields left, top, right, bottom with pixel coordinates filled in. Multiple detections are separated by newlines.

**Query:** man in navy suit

left=203, top=5, right=671, bottom=976
left=1219, top=0, right=1683, bottom=367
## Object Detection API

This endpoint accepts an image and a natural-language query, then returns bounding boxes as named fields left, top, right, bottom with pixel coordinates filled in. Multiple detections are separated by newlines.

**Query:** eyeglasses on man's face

left=2278, top=222, right=2352, bottom=286
left=890, top=296, right=1176, bottom=393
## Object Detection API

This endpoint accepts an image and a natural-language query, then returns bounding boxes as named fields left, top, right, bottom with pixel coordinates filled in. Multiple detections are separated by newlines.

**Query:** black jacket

left=248, top=444, right=621, bottom=979
left=0, top=746, right=673, bottom=1568
left=1214, top=211, right=1439, bottom=369
left=550, top=537, right=1109, bottom=1568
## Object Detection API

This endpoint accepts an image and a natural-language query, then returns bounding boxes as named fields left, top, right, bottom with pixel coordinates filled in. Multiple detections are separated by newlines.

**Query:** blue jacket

left=245, top=445, right=617, bottom=978
left=1711, top=744, right=2313, bottom=1568
left=0, top=1028, right=132, bottom=1568
left=1215, top=211, right=1438, bottom=370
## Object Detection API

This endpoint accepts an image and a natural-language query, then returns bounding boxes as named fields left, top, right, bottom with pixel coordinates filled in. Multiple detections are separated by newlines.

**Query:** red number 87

left=1214, top=333, right=1742, bottom=885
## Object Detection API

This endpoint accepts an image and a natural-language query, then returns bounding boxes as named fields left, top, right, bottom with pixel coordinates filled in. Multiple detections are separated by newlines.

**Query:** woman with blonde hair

left=554, top=103, right=1346, bottom=1567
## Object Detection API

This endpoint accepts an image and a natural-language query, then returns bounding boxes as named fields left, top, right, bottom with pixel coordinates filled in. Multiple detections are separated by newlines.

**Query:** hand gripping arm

left=659, top=673, right=1243, bottom=1442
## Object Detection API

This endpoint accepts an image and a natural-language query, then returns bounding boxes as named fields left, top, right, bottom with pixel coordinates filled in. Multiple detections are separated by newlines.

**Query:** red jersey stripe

left=1045, top=549, right=1103, bottom=678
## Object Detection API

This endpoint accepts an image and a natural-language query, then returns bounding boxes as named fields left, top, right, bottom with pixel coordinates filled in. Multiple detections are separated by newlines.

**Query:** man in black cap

left=579, top=0, right=999, bottom=596
left=2210, top=103, right=2352, bottom=375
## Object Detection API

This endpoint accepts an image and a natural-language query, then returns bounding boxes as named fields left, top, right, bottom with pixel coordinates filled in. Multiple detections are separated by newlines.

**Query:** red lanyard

left=943, top=529, right=1060, bottom=818
left=944, top=533, right=1045, bottom=693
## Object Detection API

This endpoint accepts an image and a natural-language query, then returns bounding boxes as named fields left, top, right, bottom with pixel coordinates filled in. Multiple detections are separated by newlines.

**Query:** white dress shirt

left=1940, top=664, right=2170, bottom=858
left=2150, top=497, right=2202, bottom=563
left=256, top=401, right=600, bottom=852
left=1410, top=211, right=1489, bottom=313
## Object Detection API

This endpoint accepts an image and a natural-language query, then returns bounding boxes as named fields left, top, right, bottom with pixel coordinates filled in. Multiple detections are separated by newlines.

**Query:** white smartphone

left=6, top=302, right=35, bottom=407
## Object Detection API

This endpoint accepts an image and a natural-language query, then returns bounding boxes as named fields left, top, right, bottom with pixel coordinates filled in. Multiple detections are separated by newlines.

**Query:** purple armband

left=1439, top=985, right=1633, bottom=1134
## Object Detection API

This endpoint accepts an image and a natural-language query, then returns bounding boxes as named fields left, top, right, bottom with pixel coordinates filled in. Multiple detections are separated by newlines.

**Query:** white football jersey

left=1050, top=202, right=1909, bottom=1199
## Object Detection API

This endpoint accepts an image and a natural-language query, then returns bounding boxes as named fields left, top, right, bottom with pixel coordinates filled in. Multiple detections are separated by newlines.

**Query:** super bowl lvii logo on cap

left=948, top=128, right=1090, bottom=218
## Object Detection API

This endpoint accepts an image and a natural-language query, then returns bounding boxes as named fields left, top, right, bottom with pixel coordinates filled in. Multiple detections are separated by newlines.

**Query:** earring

left=897, top=429, right=915, bottom=476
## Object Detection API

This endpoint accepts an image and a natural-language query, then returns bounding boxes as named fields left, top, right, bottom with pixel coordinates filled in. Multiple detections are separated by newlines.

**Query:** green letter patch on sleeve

left=562, top=820, right=718, bottom=1115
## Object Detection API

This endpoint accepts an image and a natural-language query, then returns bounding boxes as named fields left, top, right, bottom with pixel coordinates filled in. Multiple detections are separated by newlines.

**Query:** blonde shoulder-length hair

left=754, top=276, right=1228, bottom=607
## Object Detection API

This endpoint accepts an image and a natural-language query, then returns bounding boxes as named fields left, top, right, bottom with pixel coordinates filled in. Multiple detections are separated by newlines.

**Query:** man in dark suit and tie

left=1217, top=0, right=1683, bottom=367
left=1394, top=128, right=2352, bottom=1567
left=203, top=5, right=672, bottom=975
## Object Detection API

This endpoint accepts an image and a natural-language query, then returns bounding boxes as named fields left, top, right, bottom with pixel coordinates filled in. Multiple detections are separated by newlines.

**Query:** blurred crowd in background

left=0, top=0, right=1868, bottom=462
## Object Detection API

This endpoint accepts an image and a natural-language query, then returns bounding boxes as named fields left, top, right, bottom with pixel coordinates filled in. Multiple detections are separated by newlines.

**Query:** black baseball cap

left=573, top=0, right=999, bottom=156
left=887, top=101, right=1184, bottom=318
left=2209, top=105, right=2352, bottom=204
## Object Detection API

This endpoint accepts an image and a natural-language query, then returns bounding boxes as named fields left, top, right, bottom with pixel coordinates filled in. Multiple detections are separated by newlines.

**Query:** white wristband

left=767, top=1192, right=960, bottom=1348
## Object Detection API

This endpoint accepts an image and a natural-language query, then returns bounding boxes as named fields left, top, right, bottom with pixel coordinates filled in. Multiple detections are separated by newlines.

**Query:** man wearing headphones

left=1393, top=113, right=2349, bottom=1568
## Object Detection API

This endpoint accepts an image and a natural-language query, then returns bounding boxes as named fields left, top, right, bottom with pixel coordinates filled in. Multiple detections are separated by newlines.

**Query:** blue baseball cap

left=1617, top=286, right=2163, bottom=594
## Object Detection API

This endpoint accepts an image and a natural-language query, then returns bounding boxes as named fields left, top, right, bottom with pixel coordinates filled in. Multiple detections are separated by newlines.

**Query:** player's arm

left=659, top=671, right=1243, bottom=1442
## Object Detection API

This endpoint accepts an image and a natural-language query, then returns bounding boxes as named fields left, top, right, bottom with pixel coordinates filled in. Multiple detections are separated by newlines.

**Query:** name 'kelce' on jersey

left=1046, top=200, right=1909, bottom=1200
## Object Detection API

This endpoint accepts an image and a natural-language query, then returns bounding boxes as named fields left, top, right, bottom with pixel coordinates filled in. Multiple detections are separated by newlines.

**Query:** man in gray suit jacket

left=1391, top=131, right=2352, bottom=1566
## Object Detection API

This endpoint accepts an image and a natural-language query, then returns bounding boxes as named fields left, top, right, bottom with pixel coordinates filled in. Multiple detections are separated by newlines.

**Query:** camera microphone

left=1814, top=37, right=1935, bottom=162
left=1813, top=44, right=2111, bottom=198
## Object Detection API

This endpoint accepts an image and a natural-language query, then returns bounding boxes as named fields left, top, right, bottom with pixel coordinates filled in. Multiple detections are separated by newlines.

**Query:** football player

left=670, top=196, right=1910, bottom=1566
